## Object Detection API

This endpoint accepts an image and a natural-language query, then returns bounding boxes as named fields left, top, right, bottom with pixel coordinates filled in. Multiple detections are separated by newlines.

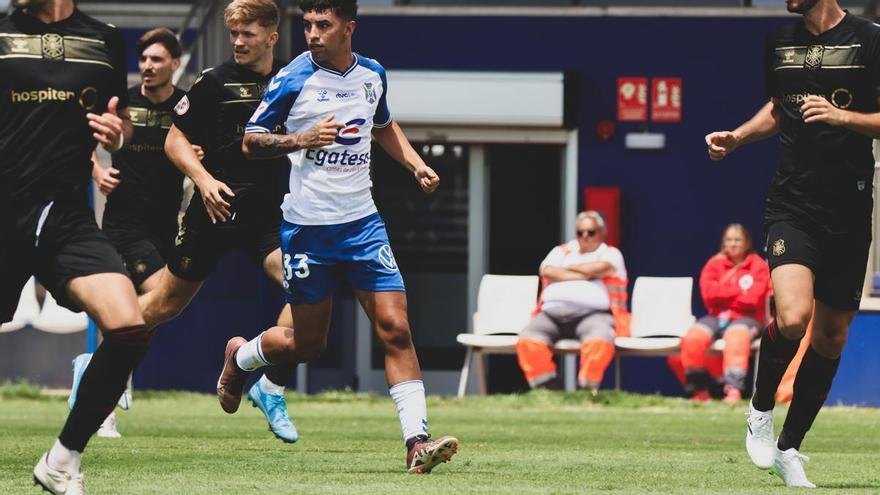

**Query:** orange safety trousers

left=680, top=327, right=751, bottom=375
left=516, top=337, right=615, bottom=387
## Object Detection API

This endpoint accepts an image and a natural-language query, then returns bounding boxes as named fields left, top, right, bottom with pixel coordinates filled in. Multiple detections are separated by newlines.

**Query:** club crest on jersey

left=377, top=244, right=398, bottom=271
left=772, top=239, right=785, bottom=257
left=364, top=82, right=377, bottom=104
left=174, top=95, right=190, bottom=115
left=804, top=45, right=824, bottom=69
left=41, top=34, right=64, bottom=60
left=335, top=118, right=366, bottom=145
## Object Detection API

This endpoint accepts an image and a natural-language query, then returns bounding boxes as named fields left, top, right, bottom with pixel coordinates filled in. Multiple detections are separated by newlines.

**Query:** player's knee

left=776, top=307, right=811, bottom=340
left=377, top=316, right=413, bottom=351
left=154, top=293, right=189, bottom=323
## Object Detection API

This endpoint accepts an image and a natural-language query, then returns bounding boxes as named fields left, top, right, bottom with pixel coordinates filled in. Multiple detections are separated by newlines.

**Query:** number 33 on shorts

left=282, top=253, right=310, bottom=288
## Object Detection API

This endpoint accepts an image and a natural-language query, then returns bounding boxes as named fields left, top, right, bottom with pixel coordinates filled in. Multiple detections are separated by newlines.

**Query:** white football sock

left=235, top=332, right=270, bottom=371
left=389, top=380, right=428, bottom=442
left=259, top=373, right=284, bottom=395
left=47, top=439, right=82, bottom=474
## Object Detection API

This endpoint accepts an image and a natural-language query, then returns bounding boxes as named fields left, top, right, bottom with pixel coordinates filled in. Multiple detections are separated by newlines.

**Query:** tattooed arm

left=243, top=115, right=343, bottom=159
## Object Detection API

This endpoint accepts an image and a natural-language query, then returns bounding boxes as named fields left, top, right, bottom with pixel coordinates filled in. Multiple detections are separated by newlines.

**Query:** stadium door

left=356, top=133, right=576, bottom=396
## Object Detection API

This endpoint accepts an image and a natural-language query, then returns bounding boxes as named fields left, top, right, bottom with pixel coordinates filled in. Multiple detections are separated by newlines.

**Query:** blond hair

left=224, top=0, right=280, bottom=29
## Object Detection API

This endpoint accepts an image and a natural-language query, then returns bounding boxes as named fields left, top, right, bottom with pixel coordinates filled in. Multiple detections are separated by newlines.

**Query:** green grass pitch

left=1, top=388, right=878, bottom=494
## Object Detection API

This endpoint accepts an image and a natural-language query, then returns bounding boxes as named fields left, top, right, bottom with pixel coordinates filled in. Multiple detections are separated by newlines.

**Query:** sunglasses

left=577, top=229, right=598, bottom=238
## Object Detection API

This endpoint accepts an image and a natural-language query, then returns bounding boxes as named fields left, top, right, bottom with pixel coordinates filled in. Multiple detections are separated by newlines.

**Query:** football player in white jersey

left=216, top=0, right=459, bottom=474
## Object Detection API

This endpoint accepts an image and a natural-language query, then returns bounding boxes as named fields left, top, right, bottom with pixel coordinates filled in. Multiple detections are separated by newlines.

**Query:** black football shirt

left=764, top=13, right=880, bottom=235
left=104, top=85, right=186, bottom=227
left=0, top=8, right=128, bottom=211
left=172, top=58, right=289, bottom=197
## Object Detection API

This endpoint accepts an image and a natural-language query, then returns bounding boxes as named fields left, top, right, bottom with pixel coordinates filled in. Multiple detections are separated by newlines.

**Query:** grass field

left=1, top=386, right=878, bottom=494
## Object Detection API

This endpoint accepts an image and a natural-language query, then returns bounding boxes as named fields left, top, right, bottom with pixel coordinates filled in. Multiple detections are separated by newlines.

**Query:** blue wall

left=342, top=14, right=788, bottom=307
left=828, top=312, right=880, bottom=407
left=129, top=14, right=879, bottom=403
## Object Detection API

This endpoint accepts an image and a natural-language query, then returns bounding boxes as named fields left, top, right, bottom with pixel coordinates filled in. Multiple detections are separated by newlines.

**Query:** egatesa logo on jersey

left=335, top=118, right=366, bottom=145
left=304, top=118, right=371, bottom=167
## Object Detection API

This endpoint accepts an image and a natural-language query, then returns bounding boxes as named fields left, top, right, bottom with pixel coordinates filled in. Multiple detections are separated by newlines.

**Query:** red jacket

left=699, top=252, right=770, bottom=323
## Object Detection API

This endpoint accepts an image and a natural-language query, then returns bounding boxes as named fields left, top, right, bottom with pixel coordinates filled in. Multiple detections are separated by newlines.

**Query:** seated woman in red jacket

left=682, top=223, right=770, bottom=403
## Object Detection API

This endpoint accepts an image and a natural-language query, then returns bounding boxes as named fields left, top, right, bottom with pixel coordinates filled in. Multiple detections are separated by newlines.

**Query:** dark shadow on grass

left=819, top=482, right=880, bottom=490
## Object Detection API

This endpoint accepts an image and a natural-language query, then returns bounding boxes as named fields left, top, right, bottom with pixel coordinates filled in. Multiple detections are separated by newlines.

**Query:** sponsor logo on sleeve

left=174, top=95, right=190, bottom=115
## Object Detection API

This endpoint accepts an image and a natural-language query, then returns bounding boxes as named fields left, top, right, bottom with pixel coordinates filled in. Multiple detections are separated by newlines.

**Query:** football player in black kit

left=66, top=28, right=194, bottom=440
left=706, top=0, right=880, bottom=487
left=96, top=28, right=189, bottom=294
left=0, top=0, right=143, bottom=492
left=137, top=0, right=300, bottom=443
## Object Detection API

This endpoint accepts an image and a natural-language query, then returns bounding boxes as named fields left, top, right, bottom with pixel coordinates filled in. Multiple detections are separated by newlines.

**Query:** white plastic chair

left=456, top=274, right=539, bottom=397
left=31, top=290, right=88, bottom=334
left=0, top=277, right=41, bottom=333
left=613, top=276, right=695, bottom=389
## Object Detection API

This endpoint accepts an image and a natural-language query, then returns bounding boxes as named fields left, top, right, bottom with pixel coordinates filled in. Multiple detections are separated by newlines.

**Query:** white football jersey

left=246, top=51, right=391, bottom=225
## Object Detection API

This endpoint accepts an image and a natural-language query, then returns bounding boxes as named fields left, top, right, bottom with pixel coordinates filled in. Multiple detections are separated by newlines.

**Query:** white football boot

left=772, top=447, right=816, bottom=488
left=33, top=453, right=85, bottom=495
left=96, top=411, right=121, bottom=438
left=745, top=402, right=775, bottom=469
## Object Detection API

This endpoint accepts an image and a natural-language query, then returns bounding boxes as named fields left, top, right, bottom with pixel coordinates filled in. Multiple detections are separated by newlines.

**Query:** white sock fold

left=259, top=373, right=285, bottom=395
left=48, top=439, right=82, bottom=474
left=236, top=332, right=271, bottom=371
left=389, top=379, right=428, bottom=442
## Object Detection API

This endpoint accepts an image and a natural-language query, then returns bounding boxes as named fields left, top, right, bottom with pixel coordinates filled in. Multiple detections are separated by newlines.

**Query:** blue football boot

left=69, top=352, right=132, bottom=411
left=247, top=380, right=299, bottom=443
left=68, top=353, right=92, bottom=410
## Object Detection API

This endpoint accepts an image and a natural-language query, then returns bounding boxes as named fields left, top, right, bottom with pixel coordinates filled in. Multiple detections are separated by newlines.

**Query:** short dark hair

left=298, top=0, right=357, bottom=21
left=136, top=28, right=182, bottom=59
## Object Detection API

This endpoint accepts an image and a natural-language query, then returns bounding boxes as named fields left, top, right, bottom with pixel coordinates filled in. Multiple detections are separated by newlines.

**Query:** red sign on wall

left=617, top=77, right=648, bottom=122
left=651, top=77, right=682, bottom=122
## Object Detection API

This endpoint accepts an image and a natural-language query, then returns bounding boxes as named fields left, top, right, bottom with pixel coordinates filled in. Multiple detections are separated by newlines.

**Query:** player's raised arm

left=705, top=99, right=780, bottom=161
left=165, top=124, right=233, bottom=223
left=373, top=121, right=439, bottom=193
left=243, top=115, right=343, bottom=159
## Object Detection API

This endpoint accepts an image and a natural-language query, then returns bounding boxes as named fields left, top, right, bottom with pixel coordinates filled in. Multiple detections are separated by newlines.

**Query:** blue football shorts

left=279, top=212, right=406, bottom=304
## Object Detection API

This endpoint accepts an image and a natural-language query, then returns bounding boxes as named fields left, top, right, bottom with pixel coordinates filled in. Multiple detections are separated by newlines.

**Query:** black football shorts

left=764, top=220, right=870, bottom=311
left=1, top=201, right=127, bottom=322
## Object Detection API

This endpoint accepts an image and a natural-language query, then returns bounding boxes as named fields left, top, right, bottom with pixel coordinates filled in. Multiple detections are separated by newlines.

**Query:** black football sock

left=752, top=320, right=801, bottom=412
left=265, top=364, right=296, bottom=388
left=777, top=346, right=840, bottom=451
left=58, top=325, right=151, bottom=452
